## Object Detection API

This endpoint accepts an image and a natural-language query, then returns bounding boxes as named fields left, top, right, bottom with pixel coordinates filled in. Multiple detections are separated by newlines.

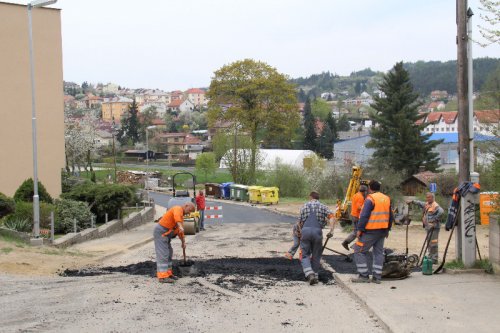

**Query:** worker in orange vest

left=154, top=202, right=196, bottom=283
left=352, top=180, right=394, bottom=284
left=341, top=184, right=368, bottom=250
left=408, top=192, right=444, bottom=264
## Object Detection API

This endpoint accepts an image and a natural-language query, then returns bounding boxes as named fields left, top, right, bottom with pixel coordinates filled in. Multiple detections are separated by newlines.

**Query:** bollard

left=105, top=213, right=108, bottom=223
left=136, top=202, right=139, bottom=211
left=50, top=211, right=54, bottom=242
left=117, top=209, right=121, bottom=219
left=91, top=215, right=95, bottom=228
left=73, top=218, right=77, bottom=233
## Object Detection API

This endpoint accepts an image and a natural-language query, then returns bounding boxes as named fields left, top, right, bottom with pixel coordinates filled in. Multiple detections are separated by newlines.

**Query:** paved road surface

left=150, top=192, right=297, bottom=224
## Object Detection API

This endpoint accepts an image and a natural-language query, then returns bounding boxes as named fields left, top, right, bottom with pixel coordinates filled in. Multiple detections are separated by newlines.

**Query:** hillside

left=291, top=57, right=500, bottom=100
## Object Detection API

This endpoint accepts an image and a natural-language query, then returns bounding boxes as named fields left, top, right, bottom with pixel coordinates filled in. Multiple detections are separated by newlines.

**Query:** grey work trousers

left=425, top=223, right=440, bottom=263
left=154, top=224, right=174, bottom=277
left=300, top=227, right=323, bottom=278
left=344, top=216, right=359, bottom=245
left=353, top=232, right=386, bottom=280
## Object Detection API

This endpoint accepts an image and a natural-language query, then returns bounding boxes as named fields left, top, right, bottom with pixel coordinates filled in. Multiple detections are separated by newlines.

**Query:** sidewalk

left=333, top=270, right=500, bottom=333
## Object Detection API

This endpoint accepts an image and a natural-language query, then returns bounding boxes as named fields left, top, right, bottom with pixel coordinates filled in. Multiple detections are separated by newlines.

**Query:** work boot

left=307, top=273, right=319, bottom=285
left=351, top=275, right=370, bottom=283
left=371, top=277, right=381, bottom=284
left=341, top=240, right=349, bottom=251
left=158, top=277, right=175, bottom=284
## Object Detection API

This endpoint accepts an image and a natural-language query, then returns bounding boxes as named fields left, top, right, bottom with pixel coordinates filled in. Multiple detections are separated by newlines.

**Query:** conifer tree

left=317, top=123, right=334, bottom=159
left=303, top=97, right=317, bottom=151
left=367, top=62, right=442, bottom=176
left=326, top=111, right=338, bottom=142
left=118, top=98, right=140, bottom=145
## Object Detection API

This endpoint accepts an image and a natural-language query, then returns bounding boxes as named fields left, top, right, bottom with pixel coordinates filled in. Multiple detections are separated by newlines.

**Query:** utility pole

left=456, top=0, right=477, bottom=268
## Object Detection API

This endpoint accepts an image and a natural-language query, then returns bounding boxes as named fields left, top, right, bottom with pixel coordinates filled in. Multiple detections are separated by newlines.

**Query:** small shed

left=401, top=171, right=438, bottom=196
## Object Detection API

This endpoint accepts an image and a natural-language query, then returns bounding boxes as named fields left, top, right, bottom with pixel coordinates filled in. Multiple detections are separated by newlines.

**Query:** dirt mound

left=60, top=257, right=335, bottom=289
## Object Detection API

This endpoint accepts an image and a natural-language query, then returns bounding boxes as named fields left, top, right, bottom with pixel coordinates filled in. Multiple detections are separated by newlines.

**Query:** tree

left=14, top=178, right=53, bottom=203
left=325, top=111, right=338, bottom=142
left=337, top=115, right=351, bottom=131
left=311, top=98, right=331, bottom=120
left=303, top=97, right=317, bottom=151
left=477, top=0, right=500, bottom=47
left=139, top=106, right=158, bottom=141
left=207, top=59, right=299, bottom=183
left=367, top=62, right=442, bottom=176
left=118, top=98, right=140, bottom=146
left=317, top=123, right=334, bottom=159
left=195, top=152, right=217, bottom=182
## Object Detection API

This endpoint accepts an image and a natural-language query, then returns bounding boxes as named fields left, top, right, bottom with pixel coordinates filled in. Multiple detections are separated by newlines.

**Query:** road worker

left=195, top=190, right=206, bottom=231
left=408, top=192, right=444, bottom=264
left=352, top=180, right=394, bottom=284
left=154, top=202, right=196, bottom=283
left=341, top=184, right=368, bottom=250
left=298, top=191, right=336, bottom=285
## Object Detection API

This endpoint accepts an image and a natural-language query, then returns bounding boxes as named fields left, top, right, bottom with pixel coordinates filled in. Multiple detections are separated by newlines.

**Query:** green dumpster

left=233, top=184, right=249, bottom=201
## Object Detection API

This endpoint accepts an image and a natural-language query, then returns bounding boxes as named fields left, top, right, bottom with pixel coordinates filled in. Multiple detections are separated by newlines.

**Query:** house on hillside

left=430, top=90, right=448, bottom=101
left=155, top=132, right=202, bottom=155
left=185, top=88, right=207, bottom=107
left=427, top=101, right=446, bottom=112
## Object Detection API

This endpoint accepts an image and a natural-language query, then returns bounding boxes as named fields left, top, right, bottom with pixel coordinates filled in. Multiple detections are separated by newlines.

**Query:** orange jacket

left=350, top=191, right=366, bottom=218
left=364, top=192, right=391, bottom=230
left=158, top=206, right=184, bottom=235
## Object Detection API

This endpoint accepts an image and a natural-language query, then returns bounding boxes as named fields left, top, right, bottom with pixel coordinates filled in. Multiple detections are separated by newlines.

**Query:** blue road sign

left=429, top=183, right=437, bottom=193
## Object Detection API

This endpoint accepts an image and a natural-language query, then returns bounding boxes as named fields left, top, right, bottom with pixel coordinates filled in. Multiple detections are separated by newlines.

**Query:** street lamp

left=145, top=125, right=157, bottom=195
left=27, top=0, right=58, bottom=243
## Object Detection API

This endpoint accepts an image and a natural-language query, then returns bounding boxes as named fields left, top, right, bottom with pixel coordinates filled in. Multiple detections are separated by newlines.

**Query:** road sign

left=429, top=183, right=437, bottom=193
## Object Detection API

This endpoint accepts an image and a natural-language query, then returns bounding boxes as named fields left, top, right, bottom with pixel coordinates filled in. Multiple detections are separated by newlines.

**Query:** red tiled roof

left=425, top=112, right=457, bottom=124
left=168, top=99, right=182, bottom=107
left=185, top=134, right=201, bottom=144
left=475, top=110, right=500, bottom=123
left=157, top=132, right=186, bottom=138
left=151, top=118, right=166, bottom=125
left=64, top=95, right=75, bottom=102
left=185, top=88, right=205, bottom=94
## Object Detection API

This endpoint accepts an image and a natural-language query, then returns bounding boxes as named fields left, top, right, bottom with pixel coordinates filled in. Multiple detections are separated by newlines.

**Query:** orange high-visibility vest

left=365, top=192, right=391, bottom=230
left=351, top=191, right=366, bottom=218
left=423, top=201, right=439, bottom=224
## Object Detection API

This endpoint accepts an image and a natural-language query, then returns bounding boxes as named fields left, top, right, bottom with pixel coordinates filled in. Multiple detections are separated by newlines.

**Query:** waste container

left=260, top=187, right=279, bottom=205
left=232, top=184, right=249, bottom=201
left=220, top=182, right=234, bottom=199
left=229, top=184, right=239, bottom=200
left=205, top=183, right=221, bottom=199
left=248, top=186, right=263, bottom=204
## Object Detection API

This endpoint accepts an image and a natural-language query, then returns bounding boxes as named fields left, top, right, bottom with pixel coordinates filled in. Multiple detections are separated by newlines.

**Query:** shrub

left=13, top=178, right=53, bottom=203
left=2, top=201, right=55, bottom=232
left=54, top=199, right=93, bottom=233
left=63, top=183, right=135, bottom=222
left=258, top=163, right=307, bottom=198
left=3, top=217, right=31, bottom=233
left=61, top=171, right=86, bottom=193
left=0, top=192, right=15, bottom=219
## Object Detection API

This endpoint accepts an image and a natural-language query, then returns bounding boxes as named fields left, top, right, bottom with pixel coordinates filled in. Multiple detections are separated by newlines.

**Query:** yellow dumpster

left=480, top=192, right=499, bottom=225
left=260, top=187, right=279, bottom=205
left=248, top=186, right=263, bottom=204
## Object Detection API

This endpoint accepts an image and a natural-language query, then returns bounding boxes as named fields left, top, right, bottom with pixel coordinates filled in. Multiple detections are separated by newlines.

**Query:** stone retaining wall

left=53, top=206, right=154, bottom=248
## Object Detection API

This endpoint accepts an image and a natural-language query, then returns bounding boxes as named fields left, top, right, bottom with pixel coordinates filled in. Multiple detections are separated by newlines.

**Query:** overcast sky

left=14, top=0, right=500, bottom=91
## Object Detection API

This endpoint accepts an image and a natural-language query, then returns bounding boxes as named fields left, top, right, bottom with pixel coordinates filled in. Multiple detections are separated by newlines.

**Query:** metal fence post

left=50, top=211, right=54, bottom=242
left=73, top=218, right=77, bottom=233
left=136, top=202, right=139, bottom=211
left=105, top=213, right=108, bottom=223
left=91, top=215, right=95, bottom=228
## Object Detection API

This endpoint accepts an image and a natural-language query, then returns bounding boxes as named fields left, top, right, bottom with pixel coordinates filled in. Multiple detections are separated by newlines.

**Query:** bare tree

left=477, top=0, right=500, bottom=47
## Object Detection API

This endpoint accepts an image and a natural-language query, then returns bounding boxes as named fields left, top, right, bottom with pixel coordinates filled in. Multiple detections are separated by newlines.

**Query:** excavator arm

left=336, top=166, right=364, bottom=224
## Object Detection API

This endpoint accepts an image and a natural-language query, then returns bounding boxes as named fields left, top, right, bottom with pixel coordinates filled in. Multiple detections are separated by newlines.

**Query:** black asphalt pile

left=323, top=254, right=361, bottom=275
left=60, top=257, right=335, bottom=288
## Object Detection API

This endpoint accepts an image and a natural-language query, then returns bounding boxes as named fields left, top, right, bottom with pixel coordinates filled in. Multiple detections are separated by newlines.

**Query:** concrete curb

left=443, top=267, right=486, bottom=274
left=321, top=259, right=392, bottom=333
left=97, top=236, right=154, bottom=263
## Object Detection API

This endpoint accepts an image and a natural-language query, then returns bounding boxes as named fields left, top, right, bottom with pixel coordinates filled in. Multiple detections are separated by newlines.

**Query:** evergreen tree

left=303, top=97, right=317, bottom=151
left=325, top=111, right=338, bottom=142
left=317, top=123, right=334, bottom=159
left=367, top=62, right=442, bottom=176
left=117, top=98, right=140, bottom=145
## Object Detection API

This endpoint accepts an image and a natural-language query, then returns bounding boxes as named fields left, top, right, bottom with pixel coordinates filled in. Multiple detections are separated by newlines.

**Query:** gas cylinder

left=422, top=256, right=433, bottom=275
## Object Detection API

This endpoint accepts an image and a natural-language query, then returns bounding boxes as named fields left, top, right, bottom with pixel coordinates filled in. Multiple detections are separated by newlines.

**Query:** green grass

left=0, top=233, right=27, bottom=247
left=444, top=259, right=465, bottom=270
left=1, top=247, right=13, bottom=254
left=445, top=259, right=494, bottom=273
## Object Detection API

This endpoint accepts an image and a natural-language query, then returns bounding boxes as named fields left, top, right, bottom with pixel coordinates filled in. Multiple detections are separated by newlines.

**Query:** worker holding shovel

left=154, top=202, right=196, bottom=283
left=408, top=192, right=444, bottom=264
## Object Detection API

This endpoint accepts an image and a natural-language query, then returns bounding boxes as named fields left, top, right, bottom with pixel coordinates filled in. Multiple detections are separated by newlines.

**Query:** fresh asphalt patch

left=60, top=257, right=335, bottom=290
